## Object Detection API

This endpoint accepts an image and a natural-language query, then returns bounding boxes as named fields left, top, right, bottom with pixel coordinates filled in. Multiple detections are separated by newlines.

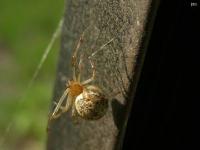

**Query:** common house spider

left=49, top=32, right=110, bottom=122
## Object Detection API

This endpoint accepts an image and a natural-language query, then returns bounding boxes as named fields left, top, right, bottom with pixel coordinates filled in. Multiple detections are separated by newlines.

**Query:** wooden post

left=47, top=0, right=160, bottom=149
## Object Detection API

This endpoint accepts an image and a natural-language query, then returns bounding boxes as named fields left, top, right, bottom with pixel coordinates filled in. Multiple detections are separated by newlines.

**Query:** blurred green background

left=0, top=0, right=64, bottom=149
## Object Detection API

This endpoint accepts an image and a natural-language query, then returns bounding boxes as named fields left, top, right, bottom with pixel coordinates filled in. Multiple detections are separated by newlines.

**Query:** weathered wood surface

left=47, top=0, right=160, bottom=150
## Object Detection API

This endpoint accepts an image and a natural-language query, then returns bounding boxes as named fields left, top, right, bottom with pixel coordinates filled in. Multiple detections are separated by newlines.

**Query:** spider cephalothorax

left=49, top=32, right=109, bottom=122
left=68, top=81, right=83, bottom=97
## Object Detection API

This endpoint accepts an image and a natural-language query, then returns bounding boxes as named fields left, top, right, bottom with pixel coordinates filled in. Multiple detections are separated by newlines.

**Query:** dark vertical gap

left=123, top=0, right=200, bottom=149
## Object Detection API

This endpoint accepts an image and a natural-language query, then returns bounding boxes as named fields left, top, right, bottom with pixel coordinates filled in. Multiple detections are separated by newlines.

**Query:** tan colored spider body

left=68, top=81, right=83, bottom=97
left=49, top=32, right=109, bottom=122
left=75, top=85, right=108, bottom=120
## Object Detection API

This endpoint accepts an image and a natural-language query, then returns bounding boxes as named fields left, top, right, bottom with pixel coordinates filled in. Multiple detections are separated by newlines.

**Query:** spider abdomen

left=75, top=85, right=108, bottom=120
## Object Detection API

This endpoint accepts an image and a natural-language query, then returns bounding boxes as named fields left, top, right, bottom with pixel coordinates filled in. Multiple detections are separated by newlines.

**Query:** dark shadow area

left=111, top=98, right=127, bottom=131
left=123, top=0, right=200, bottom=149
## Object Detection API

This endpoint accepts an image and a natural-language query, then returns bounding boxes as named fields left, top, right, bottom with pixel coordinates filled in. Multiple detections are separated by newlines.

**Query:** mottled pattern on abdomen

left=75, top=85, right=108, bottom=120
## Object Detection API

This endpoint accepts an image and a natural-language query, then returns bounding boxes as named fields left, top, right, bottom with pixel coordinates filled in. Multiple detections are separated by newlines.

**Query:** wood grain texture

left=47, top=0, right=160, bottom=150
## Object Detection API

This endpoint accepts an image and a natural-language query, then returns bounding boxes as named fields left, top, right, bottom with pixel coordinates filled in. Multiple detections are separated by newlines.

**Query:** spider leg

left=77, top=54, right=84, bottom=82
left=81, top=58, right=96, bottom=85
left=71, top=103, right=80, bottom=124
left=50, top=88, right=69, bottom=120
left=87, top=38, right=114, bottom=59
left=60, top=95, right=73, bottom=113
left=71, top=32, right=84, bottom=81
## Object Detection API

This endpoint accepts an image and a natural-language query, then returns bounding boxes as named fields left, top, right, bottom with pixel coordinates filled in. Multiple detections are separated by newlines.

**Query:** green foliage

left=0, top=0, right=64, bottom=149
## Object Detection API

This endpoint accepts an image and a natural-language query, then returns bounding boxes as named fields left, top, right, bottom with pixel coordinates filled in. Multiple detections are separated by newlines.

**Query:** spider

left=48, top=32, right=109, bottom=122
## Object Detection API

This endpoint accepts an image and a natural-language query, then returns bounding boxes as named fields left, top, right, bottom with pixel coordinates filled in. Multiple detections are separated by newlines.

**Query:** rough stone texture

left=47, top=0, right=160, bottom=150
